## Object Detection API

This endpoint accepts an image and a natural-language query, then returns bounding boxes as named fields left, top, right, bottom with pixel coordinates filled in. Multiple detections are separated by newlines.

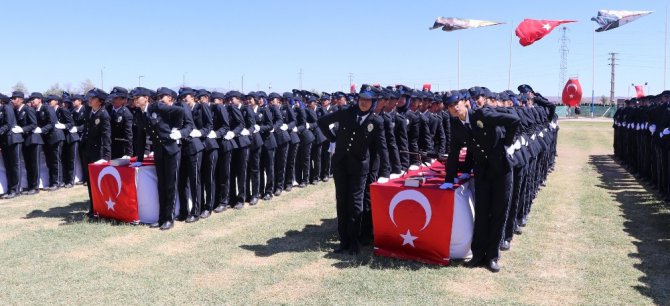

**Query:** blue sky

left=1, top=0, right=667, bottom=98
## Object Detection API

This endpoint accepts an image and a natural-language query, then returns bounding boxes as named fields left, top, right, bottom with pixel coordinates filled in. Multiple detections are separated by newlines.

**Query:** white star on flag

left=400, top=229, right=418, bottom=247
left=105, top=198, right=116, bottom=211
left=542, top=23, right=551, bottom=31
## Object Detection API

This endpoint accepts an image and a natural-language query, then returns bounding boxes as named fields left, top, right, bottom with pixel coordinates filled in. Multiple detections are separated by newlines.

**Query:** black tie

left=358, top=116, right=364, bottom=125
left=464, top=122, right=473, bottom=137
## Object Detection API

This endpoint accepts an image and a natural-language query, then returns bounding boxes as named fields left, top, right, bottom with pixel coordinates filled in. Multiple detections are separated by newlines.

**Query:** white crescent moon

left=388, top=190, right=432, bottom=231
left=566, top=83, right=578, bottom=93
left=97, top=166, right=122, bottom=198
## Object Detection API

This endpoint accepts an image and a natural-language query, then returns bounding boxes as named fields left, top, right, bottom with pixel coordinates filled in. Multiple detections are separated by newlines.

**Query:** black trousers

left=320, top=142, right=331, bottom=179
left=156, top=147, right=181, bottom=224
left=23, top=144, right=41, bottom=190
left=284, top=142, right=299, bottom=188
left=178, top=150, right=202, bottom=217
left=361, top=168, right=379, bottom=240
left=504, top=165, right=524, bottom=242
left=246, top=146, right=261, bottom=199
left=230, top=147, right=249, bottom=204
left=260, top=147, right=275, bottom=196
left=200, top=148, right=218, bottom=212
left=79, top=141, right=88, bottom=183
left=310, top=142, right=322, bottom=182
left=2, top=143, right=22, bottom=194
left=333, top=161, right=367, bottom=249
left=296, top=141, right=312, bottom=184
left=472, top=168, right=513, bottom=262
left=215, top=149, right=232, bottom=206
left=273, top=143, right=288, bottom=192
left=62, top=141, right=79, bottom=185
left=45, top=141, right=63, bottom=187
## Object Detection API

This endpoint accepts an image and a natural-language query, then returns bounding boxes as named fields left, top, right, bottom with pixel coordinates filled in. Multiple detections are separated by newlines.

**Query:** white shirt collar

left=460, top=112, right=470, bottom=125
left=358, top=113, right=370, bottom=122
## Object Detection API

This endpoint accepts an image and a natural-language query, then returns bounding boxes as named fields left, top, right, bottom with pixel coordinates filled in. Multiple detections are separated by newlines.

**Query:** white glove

left=241, top=128, right=250, bottom=136
left=93, top=159, right=107, bottom=164
left=55, top=123, right=66, bottom=129
left=505, top=145, right=515, bottom=156
left=531, top=134, right=537, bottom=140
left=129, top=162, right=143, bottom=167
left=148, top=152, right=154, bottom=157
left=253, top=124, right=260, bottom=133
left=224, top=131, right=235, bottom=140
left=649, top=124, right=657, bottom=134
left=636, top=123, right=641, bottom=130
left=513, top=140, right=521, bottom=150
left=389, top=173, right=401, bottom=179
left=207, top=130, right=217, bottom=139
left=376, top=177, right=389, bottom=184
left=69, top=127, right=78, bottom=133
left=120, top=155, right=131, bottom=159
left=270, top=128, right=275, bottom=133
left=439, top=182, right=454, bottom=190
left=280, top=124, right=288, bottom=131
left=328, top=142, right=336, bottom=153
left=661, top=128, right=670, bottom=138
left=328, top=123, right=335, bottom=130
left=33, top=127, right=42, bottom=134
left=292, top=127, right=298, bottom=133
left=458, top=173, right=471, bottom=180
left=11, top=126, right=23, bottom=134
left=539, top=131, right=544, bottom=138
left=520, top=136, right=527, bottom=146
left=169, top=129, right=182, bottom=140
left=408, top=165, right=420, bottom=171
left=189, top=129, right=202, bottom=138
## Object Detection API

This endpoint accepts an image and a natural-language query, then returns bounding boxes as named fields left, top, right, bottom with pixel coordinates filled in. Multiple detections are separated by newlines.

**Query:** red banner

left=89, top=164, right=139, bottom=222
left=561, top=78, right=583, bottom=107
left=635, top=85, right=645, bottom=98
left=515, top=19, right=576, bottom=46
left=370, top=170, right=455, bottom=266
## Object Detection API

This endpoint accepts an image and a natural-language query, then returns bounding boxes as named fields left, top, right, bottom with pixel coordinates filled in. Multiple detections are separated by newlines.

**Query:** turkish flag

left=635, top=85, right=645, bottom=98
left=370, top=171, right=455, bottom=266
left=423, top=83, right=431, bottom=91
left=515, top=19, right=576, bottom=46
left=561, top=78, right=583, bottom=107
left=350, top=84, right=356, bottom=94
left=89, top=163, right=139, bottom=223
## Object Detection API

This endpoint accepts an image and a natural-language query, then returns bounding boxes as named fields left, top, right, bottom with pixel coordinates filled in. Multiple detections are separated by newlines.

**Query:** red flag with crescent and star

left=89, top=163, right=139, bottom=222
left=634, top=85, right=645, bottom=98
left=370, top=174, right=455, bottom=265
left=515, top=19, right=576, bottom=46
left=562, top=78, right=583, bottom=107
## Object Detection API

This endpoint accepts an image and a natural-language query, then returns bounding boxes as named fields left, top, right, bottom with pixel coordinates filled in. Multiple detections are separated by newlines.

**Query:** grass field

left=0, top=120, right=668, bottom=305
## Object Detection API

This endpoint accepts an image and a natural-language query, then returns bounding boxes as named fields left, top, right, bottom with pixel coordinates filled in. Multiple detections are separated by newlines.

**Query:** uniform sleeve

left=317, top=109, right=342, bottom=142
left=480, top=107, right=520, bottom=147
left=178, top=104, right=194, bottom=138
left=375, top=118, right=390, bottom=178
left=199, top=104, right=214, bottom=136
left=101, top=113, right=112, bottom=161
left=123, top=109, right=134, bottom=156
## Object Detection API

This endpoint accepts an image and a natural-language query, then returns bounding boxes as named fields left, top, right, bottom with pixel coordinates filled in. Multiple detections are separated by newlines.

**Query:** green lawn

left=0, top=120, right=668, bottom=305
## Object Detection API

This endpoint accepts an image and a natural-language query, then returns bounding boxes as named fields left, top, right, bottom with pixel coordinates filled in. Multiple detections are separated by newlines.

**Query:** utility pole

left=138, top=75, right=144, bottom=86
left=241, top=75, right=244, bottom=92
left=100, top=67, right=105, bottom=90
left=348, top=72, right=353, bottom=88
left=559, top=27, right=569, bottom=97
left=298, top=68, right=303, bottom=90
left=182, top=72, right=187, bottom=87
left=609, top=52, right=618, bottom=106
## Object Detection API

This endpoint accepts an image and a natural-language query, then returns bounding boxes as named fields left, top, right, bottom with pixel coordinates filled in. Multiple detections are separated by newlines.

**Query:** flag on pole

left=515, top=19, right=576, bottom=46
left=591, top=10, right=653, bottom=32
left=429, top=17, right=504, bottom=31
left=635, top=85, right=645, bottom=98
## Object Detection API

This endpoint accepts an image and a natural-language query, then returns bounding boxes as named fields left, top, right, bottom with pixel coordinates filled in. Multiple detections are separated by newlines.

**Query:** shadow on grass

left=240, top=218, right=445, bottom=271
left=589, top=154, right=670, bottom=304
left=24, top=201, right=128, bottom=226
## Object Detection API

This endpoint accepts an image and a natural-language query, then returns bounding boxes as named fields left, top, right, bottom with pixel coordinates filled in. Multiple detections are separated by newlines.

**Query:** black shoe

left=249, top=197, right=258, bottom=206
left=348, top=244, right=360, bottom=255
left=273, top=189, right=282, bottom=197
left=514, top=225, right=523, bottom=235
left=159, top=221, right=174, bottom=230
left=185, top=216, right=199, bottom=223
left=47, top=186, right=58, bottom=191
left=63, top=183, right=73, bottom=189
left=86, top=211, right=96, bottom=219
left=262, top=194, right=272, bottom=201
left=500, top=240, right=511, bottom=251
left=176, top=215, right=187, bottom=222
left=149, top=222, right=161, bottom=228
left=2, top=193, right=17, bottom=199
left=24, top=189, right=37, bottom=195
left=298, top=183, right=306, bottom=188
left=214, top=205, right=228, bottom=213
left=233, top=203, right=244, bottom=210
left=333, top=245, right=349, bottom=254
left=310, top=180, right=318, bottom=185
left=200, top=210, right=211, bottom=219
left=321, top=177, right=329, bottom=182
left=486, top=259, right=500, bottom=273
left=285, top=186, right=292, bottom=192
left=466, top=255, right=485, bottom=268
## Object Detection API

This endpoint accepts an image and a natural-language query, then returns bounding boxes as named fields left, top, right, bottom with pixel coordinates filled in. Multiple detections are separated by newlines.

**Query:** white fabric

left=450, top=181, right=475, bottom=259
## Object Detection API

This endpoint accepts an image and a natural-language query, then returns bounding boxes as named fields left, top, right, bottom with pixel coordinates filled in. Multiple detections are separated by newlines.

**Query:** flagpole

left=591, top=22, right=595, bottom=118
left=664, top=6, right=668, bottom=90
left=457, top=39, right=461, bottom=89
left=508, top=21, right=513, bottom=90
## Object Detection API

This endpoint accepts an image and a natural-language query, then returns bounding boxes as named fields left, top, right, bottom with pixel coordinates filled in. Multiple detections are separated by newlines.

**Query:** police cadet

left=443, top=87, right=520, bottom=272
left=428, top=95, right=447, bottom=155
left=211, top=91, right=238, bottom=213
left=195, top=89, right=218, bottom=219
left=317, top=85, right=386, bottom=255
left=317, top=93, right=334, bottom=182
left=48, top=94, right=73, bottom=188
left=293, top=93, right=313, bottom=188
left=69, top=94, right=88, bottom=185
left=256, top=92, right=278, bottom=201
left=382, top=89, right=403, bottom=177
left=307, top=94, right=326, bottom=185
left=244, top=92, right=264, bottom=206
left=282, top=92, right=300, bottom=192
left=227, top=90, right=252, bottom=209
left=30, top=92, right=65, bottom=191
left=175, top=88, right=201, bottom=223
left=269, top=92, right=290, bottom=197
left=394, top=86, right=412, bottom=172
left=107, top=87, right=134, bottom=159
left=0, top=93, right=23, bottom=199
left=82, top=88, right=112, bottom=217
